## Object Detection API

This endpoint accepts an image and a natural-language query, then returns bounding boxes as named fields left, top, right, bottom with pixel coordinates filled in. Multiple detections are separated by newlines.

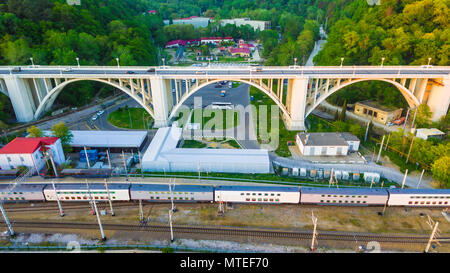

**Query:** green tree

left=51, top=122, right=73, bottom=152
left=27, top=125, right=43, bottom=138
left=339, top=99, right=347, bottom=121
left=415, top=104, right=433, bottom=128
left=431, top=156, right=450, bottom=188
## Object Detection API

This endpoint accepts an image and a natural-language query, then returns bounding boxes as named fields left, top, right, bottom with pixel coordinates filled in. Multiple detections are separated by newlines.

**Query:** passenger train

left=0, top=183, right=449, bottom=208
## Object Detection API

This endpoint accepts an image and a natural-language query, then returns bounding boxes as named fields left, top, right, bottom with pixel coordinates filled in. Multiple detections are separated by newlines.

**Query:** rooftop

left=416, top=128, right=445, bottom=137
left=43, top=130, right=147, bottom=148
left=230, top=48, right=250, bottom=54
left=130, top=184, right=214, bottom=193
left=297, top=132, right=359, bottom=146
left=355, top=100, right=401, bottom=112
left=216, top=185, right=299, bottom=192
left=301, top=187, right=388, bottom=195
left=0, top=137, right=59, bottom=154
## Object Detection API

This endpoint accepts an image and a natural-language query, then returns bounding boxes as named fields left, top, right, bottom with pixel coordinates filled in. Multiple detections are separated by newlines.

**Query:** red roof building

left=0, top=137, right=65, bottom=172
left=0, top=137, right=59, bottom=154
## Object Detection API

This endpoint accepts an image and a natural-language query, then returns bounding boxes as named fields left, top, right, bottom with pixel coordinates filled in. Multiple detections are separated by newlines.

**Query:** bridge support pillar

left=427, top=76, right=450, bottom=122
left=150, top=77, right=171, bottom=128
left=3, top=75, right=35, bottom=122
left=285, top=77, right=308, bottom=131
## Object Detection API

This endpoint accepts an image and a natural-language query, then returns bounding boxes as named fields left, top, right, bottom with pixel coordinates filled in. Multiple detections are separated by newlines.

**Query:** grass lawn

left=107, top=107, right=153, bottom=129
left=219, top=56, right=245, bottom=62
left=249, top=86, right=301, bottom=157
left=182, top=140, right=207, bottom=148
left=190, top=109, right=239, bottom=130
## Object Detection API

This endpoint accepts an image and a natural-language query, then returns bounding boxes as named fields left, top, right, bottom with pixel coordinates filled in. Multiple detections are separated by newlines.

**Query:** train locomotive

left=1, top=183, right=449, bottom=208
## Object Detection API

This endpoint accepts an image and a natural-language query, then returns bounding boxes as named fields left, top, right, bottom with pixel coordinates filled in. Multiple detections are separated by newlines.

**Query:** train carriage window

left=415, top=202, right=418, bottom=204
left=439, top=202, right=442, bottom=205
left=275, top=199, right=279, bottom=202
left=185, top=198, right=189, bottom=200
left=77, top=197, right=81, bottom=200
left=445, top=202, right=448, bottom=204
left=112, top=197, right=116, bottom=199
left=150, top=197, right=154, bottom=199
left=246, top=193, right=250, bottom=195
left=156, top=197, right=159, bottom=199
left=71, top=197, right=75, bottom=200
left=240, top=193, right=244, bottom=196
left=246, top=198, right=250, bottom=201
left=264, top=198, right=268, bottom=201
left=270, top=199, right=273, bottom=202
left=320, top=200, right=324, bottom=202
left=338, top=200, right=342, bottom=203
left=408, top=201, right=413, bottom=204
left=277, top=194, right=280, bottom=196
left=332, top=200, right=336, bottom=203
left=252, top=199, right=256, bottom=201
left=265, top=193, right=268, bottom=196
left=321, top=195, right=325, bottom=197
left=258, top=198, right=262, bottom=201
left=252, top=193, right=256, bottom=196
left=258, top=193, right=262, bottom=196
left=191, top=198, right=194, bottom=200
left=326, top=200, right=330, bottom=203
left=271, top=194, right=274, bottom=196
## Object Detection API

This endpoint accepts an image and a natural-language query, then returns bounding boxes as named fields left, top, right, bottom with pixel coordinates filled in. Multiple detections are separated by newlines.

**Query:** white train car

left=387, top=189, right=450, bottom=207
left=300, top=187, right=389, bottom=206
left=0, top=184, right=46, bottom=201
left=44, top=183, right=130, bottom=201
left=214, top=185, right=300, bottom=204
left=130, top=184, right=214, bottom=202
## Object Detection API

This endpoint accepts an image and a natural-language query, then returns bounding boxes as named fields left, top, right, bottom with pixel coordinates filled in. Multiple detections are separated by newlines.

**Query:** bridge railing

left=0, top=65, right=449, bottom=70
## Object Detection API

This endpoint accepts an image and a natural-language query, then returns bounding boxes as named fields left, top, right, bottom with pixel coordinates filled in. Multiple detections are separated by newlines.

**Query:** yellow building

left=354, top=100, right=402, bottom=124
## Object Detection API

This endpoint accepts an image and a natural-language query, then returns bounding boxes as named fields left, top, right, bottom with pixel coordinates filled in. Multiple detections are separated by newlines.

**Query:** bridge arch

left=33, top=78, right=155, bottom=120
left=305, top=78, right=421, bottom=118
left=169, top=78, right=290, bottom=120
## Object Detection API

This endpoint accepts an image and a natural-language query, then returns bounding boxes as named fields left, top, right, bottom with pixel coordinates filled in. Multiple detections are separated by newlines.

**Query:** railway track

left=3, top=202, right=136, bottom=212
left=5, top=220, right=450, bottom=244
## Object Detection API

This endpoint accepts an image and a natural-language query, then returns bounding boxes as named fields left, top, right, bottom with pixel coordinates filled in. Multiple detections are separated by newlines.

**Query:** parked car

left=97, top=110, right=105, bottom=115
left=393, top=117, right=405, bottom=125
left=214, top=84, right=222, bottom=88
left=63, top=67, right=72, bottom=72
left=126, top=71, right=135, bottom=74
left=92, top=114, right=98, bottom=121
left=147, top=68, right=156, bottom=72
left=12, top=67, right=21, bottom=72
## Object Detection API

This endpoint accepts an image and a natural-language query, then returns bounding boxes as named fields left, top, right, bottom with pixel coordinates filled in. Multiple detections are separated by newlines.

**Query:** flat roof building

left=163, top=16, right=211, bottom=28
left=295, top=132, right=360, bottom=156
left=415, top=128, right=446, bottom=140
left=142, top=126, right=271, bottom=173
left=220, top=18, right=270, bottom=31
left=43, top=130, right=148, bottom=153
left=354, top=100, right=402, bottom=125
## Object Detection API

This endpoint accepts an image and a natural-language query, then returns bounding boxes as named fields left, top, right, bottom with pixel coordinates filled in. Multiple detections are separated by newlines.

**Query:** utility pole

left=168, top=180, right=176, bottom=213
left=0, top=203, right=14, bottom=236
left=311, top=211, right=318, bottom=251
left=401, top=169, right=408, bottom=189
left=122, top=150, right=128, bottom=181
left=328, top=168, right=334, bottom=188
left=405, top=135, right=415, bottom=164
left=104, top=179, right=115, bottom=216
left=425, top=215, right=441, bottom=253
left=364, top=121, right=370, bottom=142
left=84, top=146, right=91, bottom=168
left=52, top=181, right=64, bottom=217
left=48, top=150, right=59, bottom=178
left=86, top=181, right=106, bottom=241
left=168, top=209, right=174, bottom=243
left=138, top=149, right=144, bottom=179
left=376, top=135, right=385, bottom=163
left=411, top=107, right=418, bottom=130
left=384, top=134, right=391, bottom=151
left=106, top=148, right=112, bottom=169
left=370, top=177, right=375, bottom=189
left=139, top=199, right=144, bottom=222
left=403, top=108, right=411, bottom=136
left=417, top=169, right=425, bottom=189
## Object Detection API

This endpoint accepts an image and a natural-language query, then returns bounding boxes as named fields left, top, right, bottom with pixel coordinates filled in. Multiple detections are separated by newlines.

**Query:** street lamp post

left=115, top=58, right=120, bottom=68
left=30, top=57, right=34, bottom=68
left=76, top=57, right=80, bottom=68
left=340, top=58, right=344, bottom=68
left=381, top=57, right=385, bottom=67
left=427, top=57, right=432, bottom=68
left=162, top=58, right=165, bottom=68
left=294, top=57, right=297, bottom=67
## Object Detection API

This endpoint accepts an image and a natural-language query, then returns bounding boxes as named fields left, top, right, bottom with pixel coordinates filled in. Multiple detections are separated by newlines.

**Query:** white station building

left=142, top=126, right=271, bottom=173
left=0, top=137, right=65, bottom=172
left=296, top=132, right=360, bottom=156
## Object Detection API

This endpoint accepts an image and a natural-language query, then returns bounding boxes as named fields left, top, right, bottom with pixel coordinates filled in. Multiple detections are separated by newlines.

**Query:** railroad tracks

left=5, top=220, right=450, bottom=244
